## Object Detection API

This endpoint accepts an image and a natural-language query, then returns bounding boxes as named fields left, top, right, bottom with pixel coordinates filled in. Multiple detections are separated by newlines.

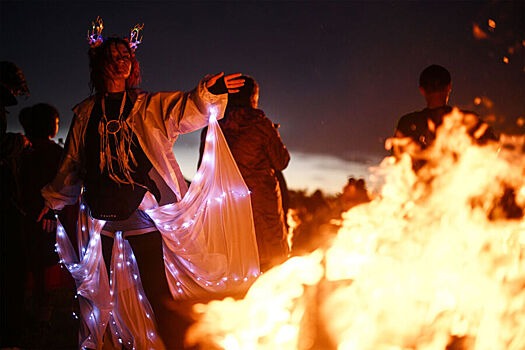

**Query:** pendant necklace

left=100, top=91, right=127, bottom=134
left=98, top=91, right=138, bottom=185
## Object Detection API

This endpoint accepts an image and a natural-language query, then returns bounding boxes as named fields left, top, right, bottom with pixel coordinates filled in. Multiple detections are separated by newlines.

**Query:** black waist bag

left=83, top=185, right=147, bottom=221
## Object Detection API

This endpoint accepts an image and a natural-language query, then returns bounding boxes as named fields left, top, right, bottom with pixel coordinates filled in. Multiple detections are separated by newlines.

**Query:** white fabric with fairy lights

left=54, top=110, right=260, bottom=349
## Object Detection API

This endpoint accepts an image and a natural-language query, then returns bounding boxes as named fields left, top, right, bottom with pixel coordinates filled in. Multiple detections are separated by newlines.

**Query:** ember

left=186, top=109, right=525, bottom=350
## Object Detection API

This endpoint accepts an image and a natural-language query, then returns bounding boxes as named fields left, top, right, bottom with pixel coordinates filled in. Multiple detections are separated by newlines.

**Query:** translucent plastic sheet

left=55, top=114, right=261, bottom=349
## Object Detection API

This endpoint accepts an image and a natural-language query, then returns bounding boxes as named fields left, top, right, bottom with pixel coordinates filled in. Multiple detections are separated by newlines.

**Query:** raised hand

left=223, top=73, right=245, bottom=93
left=37, top=206, right=57, bottom=233
left=206, top=72, right=245, bottom=93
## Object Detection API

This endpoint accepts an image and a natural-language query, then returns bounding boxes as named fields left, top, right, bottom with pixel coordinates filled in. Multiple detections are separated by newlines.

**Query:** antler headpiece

left=129, top=23, right=144, bottom=51
left=87, top=16, right=104, bottom=48
left=86, top=17, right=144, bottom=51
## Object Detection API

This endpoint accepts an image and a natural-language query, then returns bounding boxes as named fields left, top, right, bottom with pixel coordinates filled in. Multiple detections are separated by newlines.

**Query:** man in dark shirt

left=393, top=64, right=497, bottom=169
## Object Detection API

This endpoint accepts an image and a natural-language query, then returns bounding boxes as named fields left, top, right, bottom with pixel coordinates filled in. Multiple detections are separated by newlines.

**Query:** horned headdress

left=87, top=16, right=144, bottom=51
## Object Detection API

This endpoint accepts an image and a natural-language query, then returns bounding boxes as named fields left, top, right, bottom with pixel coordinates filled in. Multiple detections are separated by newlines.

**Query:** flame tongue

left=187, top=109, right=525, bottom=350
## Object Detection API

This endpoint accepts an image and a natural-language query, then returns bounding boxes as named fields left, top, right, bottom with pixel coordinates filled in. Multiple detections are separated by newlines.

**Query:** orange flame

left=186, top=109, right=525, bottom=350
left=472, top=23, right=488, bottom=40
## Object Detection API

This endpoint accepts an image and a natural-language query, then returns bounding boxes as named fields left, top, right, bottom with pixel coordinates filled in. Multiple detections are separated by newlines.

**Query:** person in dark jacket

left=393, top=64, right=497, bottom=170
left=199, top=75, right=291, bottom=271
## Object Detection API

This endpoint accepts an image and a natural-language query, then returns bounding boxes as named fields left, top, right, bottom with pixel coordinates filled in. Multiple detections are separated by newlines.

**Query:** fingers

left=42, top=219, right=57, bottom=233
left=38, top=207, right=57, bottom=232
left=224, top=73, right=245, bottom=93
left=205, top=72, right=225, bottom=88
left=205, top=72, right=245, bottom=93
left=224, top=72, right=242, bottom=80
left=37, top=206, right=50, bottom=222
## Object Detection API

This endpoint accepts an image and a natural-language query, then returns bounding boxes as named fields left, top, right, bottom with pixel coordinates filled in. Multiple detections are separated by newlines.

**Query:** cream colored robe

left=42, top=80, right=260, bottom=349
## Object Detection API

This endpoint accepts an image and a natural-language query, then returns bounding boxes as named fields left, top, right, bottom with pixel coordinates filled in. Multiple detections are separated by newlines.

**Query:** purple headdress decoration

left=86, top=17, right=144, bottom=51
left=129, top=23, right=144, bottom=51
left=87, top=16, right=104, bottom=48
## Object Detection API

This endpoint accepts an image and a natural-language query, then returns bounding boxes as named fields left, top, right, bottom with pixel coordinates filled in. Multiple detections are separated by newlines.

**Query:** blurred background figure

left=200, top=75, right=291, bottom=272
left=0, top=61, right=30, bottom=139
left=0, top=60, right=30, bottom=349
left=18, top=103, right=78, bottom=348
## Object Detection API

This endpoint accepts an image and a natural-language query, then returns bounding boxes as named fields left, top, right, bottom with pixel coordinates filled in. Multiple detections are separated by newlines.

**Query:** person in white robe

left=39, top=20, right=260, bottom=350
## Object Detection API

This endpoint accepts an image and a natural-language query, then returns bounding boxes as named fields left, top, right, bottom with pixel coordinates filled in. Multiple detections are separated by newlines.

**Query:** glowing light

left=193, top=171, right=203, bottom=183
left=201, top=153, right=213, bottom=165
left=129, top=23, right=144, bottom=51
left=181, top=220, right=193, bottom=229
left=488, top=18, right=496, bottom=30
left=87, top=17, right=104, bottom=47
left=503, top=56, right=510, bottom=64
left=472, top=23, right=488, bottom=40
left=209, top=106, right=218, bottom=122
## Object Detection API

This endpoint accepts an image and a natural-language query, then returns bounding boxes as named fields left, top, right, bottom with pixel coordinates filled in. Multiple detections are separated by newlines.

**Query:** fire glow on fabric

left=186, top=109, right=525, bottom=350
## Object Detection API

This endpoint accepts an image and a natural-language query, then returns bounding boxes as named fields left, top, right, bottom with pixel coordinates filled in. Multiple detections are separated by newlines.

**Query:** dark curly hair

left=88, top=37, right=141, bottom=93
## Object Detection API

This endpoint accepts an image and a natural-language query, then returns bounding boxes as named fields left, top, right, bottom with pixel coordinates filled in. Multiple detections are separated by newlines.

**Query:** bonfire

left=186, top=109, right=525, bottom=350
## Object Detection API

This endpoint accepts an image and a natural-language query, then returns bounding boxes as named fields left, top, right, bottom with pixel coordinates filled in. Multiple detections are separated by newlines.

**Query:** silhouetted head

left=227, top=75, right=259, bottom=108
left=419, top=65, right=451, bottom=93
left=0, top=61, right=29, bottom=108
left=418, top=64, right=452, bottom=108
left=19, top=103, right=60, bottom=139
left=88, top=37, right=141, bottom=93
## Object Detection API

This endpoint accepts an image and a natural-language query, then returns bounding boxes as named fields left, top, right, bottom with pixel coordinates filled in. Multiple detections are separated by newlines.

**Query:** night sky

left=2, top=1, right=524, bottom=193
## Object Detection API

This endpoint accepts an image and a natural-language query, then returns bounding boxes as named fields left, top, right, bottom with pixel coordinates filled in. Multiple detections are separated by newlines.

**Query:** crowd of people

left=0, top=16, right=506, bottom=350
